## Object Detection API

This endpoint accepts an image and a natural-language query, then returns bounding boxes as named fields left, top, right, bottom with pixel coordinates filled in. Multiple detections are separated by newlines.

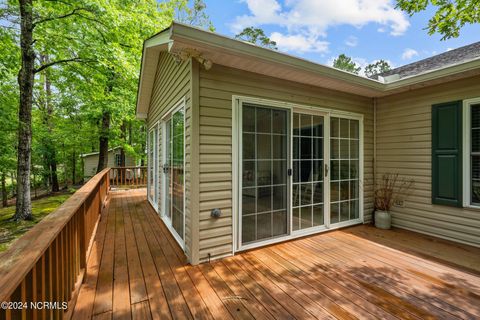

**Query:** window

left=115, top=153, right=122, bottom=167
left=464, top=98, right=480, bottom=206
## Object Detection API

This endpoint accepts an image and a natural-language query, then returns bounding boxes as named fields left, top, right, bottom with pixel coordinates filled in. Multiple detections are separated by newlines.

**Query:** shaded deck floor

left=72, top=189, right=480, bottom=319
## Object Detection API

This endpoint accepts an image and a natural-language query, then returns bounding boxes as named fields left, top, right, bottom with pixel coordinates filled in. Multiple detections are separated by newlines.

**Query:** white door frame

left=160, top=98, right=186, bottom=250
left=232, top=95, right=364, bottom=252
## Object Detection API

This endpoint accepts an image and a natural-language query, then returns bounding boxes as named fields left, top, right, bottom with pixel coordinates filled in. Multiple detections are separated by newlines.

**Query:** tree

left=333, top=54, right=361, bottom=75
left=396, top=0, right=480, bottom=40
left=175, top=0, right=215, bottom=31
left=235, top=27, right=277, bottom=50
left=364, top=60, right=392, bottom=79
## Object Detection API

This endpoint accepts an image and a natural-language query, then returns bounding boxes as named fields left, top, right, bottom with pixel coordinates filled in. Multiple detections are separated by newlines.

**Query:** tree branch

left=33, top=8, right=92, bottom=28
left=34, top=57, right=96, bottom=74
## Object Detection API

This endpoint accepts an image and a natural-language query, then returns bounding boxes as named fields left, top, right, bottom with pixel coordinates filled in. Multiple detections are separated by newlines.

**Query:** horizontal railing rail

left=109, top=166, right=147, bottom=188
left=0, top=168, right=110, bottom=320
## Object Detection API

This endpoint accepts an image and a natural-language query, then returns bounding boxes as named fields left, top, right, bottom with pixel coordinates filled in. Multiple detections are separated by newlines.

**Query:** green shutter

left=431, top=101, right=463, bottom=207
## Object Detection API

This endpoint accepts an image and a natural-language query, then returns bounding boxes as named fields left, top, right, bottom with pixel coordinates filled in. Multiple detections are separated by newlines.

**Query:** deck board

left=72, top=189, right=480, bottom=319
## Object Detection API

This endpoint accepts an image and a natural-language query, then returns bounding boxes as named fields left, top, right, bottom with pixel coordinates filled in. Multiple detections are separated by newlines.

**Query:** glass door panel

left=292, top=113, right=324, bottom=231
left=163, top=108, right=185, bottom=241
left=171, top=109, right=185, bottom=240
left=330, top=117, right=360, bottom=224
left=148, top=127, right=158, bottom=206
left=241, top=104, right=288, bottom=245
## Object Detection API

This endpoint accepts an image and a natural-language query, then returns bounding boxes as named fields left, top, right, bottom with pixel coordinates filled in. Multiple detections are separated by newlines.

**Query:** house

left=136, top=22, right=480, bottom=265
left=80, top=146, right=137, bottom=179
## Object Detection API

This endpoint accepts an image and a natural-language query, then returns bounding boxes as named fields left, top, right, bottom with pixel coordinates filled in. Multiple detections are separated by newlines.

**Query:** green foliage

left=235, top=27, right=278, bottom=50
left=1, top=0, right=213, bottom=194
left=175, top=0, right=215, bottom=31
left=396, top=0, right=480, bottom=40
left=0, top=191, right=74, bottom=252
left=364, top=60, right=392, bottom=78
left=333, top=54, right=361, bottom=75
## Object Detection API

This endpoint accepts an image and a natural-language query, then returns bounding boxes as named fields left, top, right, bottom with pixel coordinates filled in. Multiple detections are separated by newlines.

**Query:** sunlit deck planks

left=72, top=189, right=480, bottom=319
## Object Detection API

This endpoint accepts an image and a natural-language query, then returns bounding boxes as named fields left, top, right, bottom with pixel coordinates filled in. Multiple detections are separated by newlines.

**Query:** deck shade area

left=71, top=188, right=480, bottom=319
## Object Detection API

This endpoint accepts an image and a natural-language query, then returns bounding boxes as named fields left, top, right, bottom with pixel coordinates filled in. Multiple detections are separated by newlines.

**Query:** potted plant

left=374, top=173, right=414, bottom=229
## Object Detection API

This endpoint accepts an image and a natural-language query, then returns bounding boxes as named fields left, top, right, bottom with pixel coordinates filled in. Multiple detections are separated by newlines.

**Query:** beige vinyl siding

left=198, top=64, right=374, bottom=262
left=82, top=150, right=136, bottom=179
left=376, top=75, right=480, bottom=247
left=146, top=52, right=194, bottom=261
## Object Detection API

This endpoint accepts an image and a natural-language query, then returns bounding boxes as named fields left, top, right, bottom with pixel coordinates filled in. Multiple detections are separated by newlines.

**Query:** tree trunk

left=1, top=173, right=7, bottom=208
left=50, top=158, right=59, bottom=192
left=72, top=150, right=76, bottom=185
left=14, top=0, right=35, bottom=221
left=97, top=109, right=110, bottom=173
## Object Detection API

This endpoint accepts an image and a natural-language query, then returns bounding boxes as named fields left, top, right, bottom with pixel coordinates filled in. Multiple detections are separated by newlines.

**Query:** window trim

left=462, top=97, right=480, bottom=208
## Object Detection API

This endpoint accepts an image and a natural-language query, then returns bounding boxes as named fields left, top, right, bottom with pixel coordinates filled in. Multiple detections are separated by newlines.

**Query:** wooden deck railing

left=0, top=168, right=110, bottom=320
left=109, top=166, right=147, bottom=188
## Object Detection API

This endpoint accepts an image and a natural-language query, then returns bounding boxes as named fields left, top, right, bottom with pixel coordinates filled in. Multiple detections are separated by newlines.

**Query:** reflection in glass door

left=292, top=113, right=325, bottom=231
left=163, top=108, right=185, bottom=241
left=241, top=104, right=288, bottom=245
left=330, top=117, right=360, bottom=224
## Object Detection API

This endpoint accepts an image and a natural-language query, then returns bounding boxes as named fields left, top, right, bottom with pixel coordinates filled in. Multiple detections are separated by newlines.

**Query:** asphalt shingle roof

left=377, top=41, right=480, bottom=80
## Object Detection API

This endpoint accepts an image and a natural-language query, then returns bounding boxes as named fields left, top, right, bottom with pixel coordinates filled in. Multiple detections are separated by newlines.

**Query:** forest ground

left=0, top=190, right=76, bottom=252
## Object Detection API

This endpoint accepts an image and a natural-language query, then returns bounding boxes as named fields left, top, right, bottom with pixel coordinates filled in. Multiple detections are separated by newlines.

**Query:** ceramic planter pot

left=375, top=210, right=391, bottom=229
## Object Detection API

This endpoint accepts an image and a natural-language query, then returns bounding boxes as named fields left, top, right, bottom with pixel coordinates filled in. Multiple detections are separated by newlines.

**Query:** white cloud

left=345, top=36, right=358, bottom=47
left=270, top=32, right=329, bottom=53
left=232, top=0, right=410, bottom=36
left=446, top=47, right=454, bottom=52
left=401, top=48, right=418, bottom=60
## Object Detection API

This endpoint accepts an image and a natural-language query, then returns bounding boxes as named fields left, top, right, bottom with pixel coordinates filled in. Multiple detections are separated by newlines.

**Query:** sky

left=200, top=0, right=480, bottom=73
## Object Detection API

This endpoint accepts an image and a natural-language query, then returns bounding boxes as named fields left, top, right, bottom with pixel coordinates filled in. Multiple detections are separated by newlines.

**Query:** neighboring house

left=80, top=146, right=136, bottom=179
left=136, top=22, right=480, bottom=265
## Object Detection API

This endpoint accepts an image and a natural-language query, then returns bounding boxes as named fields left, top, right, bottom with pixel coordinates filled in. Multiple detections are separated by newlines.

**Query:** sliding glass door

left=237, top=99, right=362, bottom=250
left=329, top=117, right=360, bottom=224
left=292, top=113, right=325, bottom=231
left=241, top=104, right=289, bottom=245
left=163, top=107, right=185, bottom=243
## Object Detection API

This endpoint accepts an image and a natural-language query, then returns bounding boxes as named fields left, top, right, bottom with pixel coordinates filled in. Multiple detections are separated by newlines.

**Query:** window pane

left=331, top=139, right=339, bottom=159
left=272, top=109, right=286, bottom=134
left=273, top=135, right=286, bottom=159
left=293, top=113, right=300, bottom=136
left=340, top=202, right=350, bottom=221
left=257, top=187, right=272, bottom=212
left=331, top=203, right=339, bottom=223
left=313, top=116, right=324, bottom=137
left=313, top=138, right=323, bottom=159
left=242, top=215, right=255, bottom=243
left=301, top=183, right=313, bottom=205
left=293, top=160, right=300, bottom=183
left=256, top=108, right=271, bottom=133
left=313, top=160, right=323, bottom=182
left=242, top=188, right=256, bottom=214
left=350, top=139, right=359, bottom=159
left=330, top=117, right=340, bottom=137
left=273, top=211, right=287, bottom=236
left=313, top=182, right=323, bottom=204
left=257, top=161, right=271, bottom=186
left=257, top=134, right=271, bottom=159
left=243, top=106, right=255, bottom=132
left=257, top=213, right=272, bottom=240
left=340, top=118, right=349, bottom=138
left=313, top=205, right=324, bottom=226
left=331, top=160, right=340, bottom=181
left=273, top=186, right=286, bottom=210
left=301, top=138, right=312, bottom=159
left=292, top=208, right=300, bottom=231
left=300, top=206, right=313, bottom=229
left=472, top=129, right=480, bottom=153
left=293, top=184, right=300, bottom=207
left=300, top=114, right=312, bottom=136
left=472, top=104, right=480, bottom=128
left=350, top=120, right=359, bottom=139
left=243, top=161, right=255, bottom=187
left=340, top=139, right=349, bottom=159
left=331, top=182, right=339, bottom=202
left=243, top=133, right=255, bottom=160
left=272, top=160, right=286, bottom=185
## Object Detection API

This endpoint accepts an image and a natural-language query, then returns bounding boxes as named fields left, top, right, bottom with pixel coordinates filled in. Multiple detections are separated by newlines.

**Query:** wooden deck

left=72, top=189, right=480, bottom=320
